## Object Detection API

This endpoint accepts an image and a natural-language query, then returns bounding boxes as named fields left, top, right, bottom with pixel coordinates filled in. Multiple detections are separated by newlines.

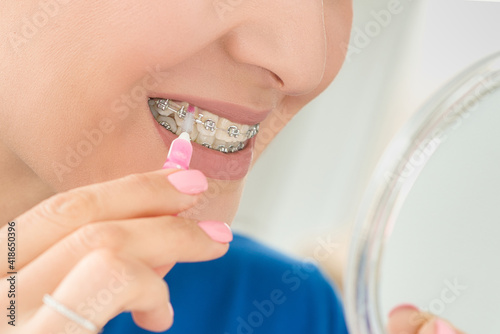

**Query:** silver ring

left=43, top=294, right=100, bottom=333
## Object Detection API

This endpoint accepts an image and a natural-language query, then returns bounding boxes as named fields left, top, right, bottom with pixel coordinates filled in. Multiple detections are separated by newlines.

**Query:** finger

left=25, top=249, right=174, bottom=333
left=18, top=217, right=231, bottom=311
left=387, top=304, right=430, bottom=334
left=387, top=304, right=464, bottom=334
left=418, top=318, right=464, bottom=334
left=4, top=169, right=208, bottom=271
left=153, top=263, right=175, bottom=277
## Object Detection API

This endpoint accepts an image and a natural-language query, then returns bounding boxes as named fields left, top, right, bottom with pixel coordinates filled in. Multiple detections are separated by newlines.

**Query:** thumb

left=419, top=318, right=460, bottom=334
left=387, top=304, right=463, bottom=334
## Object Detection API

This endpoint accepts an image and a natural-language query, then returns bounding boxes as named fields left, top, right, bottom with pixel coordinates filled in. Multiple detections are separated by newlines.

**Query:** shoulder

left=222, top=233, right=339, bottom=293
left=103, top=233, right=348, bottom=334
left=172, top=233, right=348, bottom=334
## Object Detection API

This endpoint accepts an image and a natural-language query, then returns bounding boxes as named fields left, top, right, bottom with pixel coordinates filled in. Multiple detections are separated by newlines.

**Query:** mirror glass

left=346, top=52, right=500, bottom=334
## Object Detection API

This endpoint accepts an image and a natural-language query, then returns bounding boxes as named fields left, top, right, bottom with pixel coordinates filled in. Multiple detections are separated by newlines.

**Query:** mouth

left=148, top=98, right=259, bottom=154
left=148, top=96, right=269, bottom=180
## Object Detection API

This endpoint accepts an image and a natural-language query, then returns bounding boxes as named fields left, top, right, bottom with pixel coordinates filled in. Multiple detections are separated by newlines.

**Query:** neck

left=0, top=143, right=55, bottom=224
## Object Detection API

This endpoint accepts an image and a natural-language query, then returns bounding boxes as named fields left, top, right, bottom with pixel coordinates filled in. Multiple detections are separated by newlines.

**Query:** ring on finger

left=43, top=294, right=102, bottom=333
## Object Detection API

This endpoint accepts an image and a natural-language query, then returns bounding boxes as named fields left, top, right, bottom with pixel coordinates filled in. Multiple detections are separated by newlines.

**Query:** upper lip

left=149, top=93, right=272, bottom=125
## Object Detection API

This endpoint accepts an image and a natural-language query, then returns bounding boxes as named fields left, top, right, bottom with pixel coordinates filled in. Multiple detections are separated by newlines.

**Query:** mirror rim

left=344, top=51, right=500, bottom=334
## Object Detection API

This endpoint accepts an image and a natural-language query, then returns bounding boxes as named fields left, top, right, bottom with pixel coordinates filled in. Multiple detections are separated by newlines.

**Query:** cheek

left=252, top=1, right=353, bottom=160
left=26, top=103, right=165, bottom=191
left=2, top=1, right=210, bottom=189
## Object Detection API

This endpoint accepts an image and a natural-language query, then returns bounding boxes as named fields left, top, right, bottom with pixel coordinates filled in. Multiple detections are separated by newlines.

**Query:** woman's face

left=0, top=0, right=352, bottom=223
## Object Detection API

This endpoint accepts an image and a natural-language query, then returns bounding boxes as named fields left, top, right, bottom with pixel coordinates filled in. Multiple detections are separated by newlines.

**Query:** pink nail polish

left=167, top=303, right=174, bottom=318
left=388, top=303, right=419, bottom=317
left=162, top=132, right=192, bottom=170
left=168, top=170, right=208, bottom=195
left=198, top=221, right=233, bottom=243
left=435, top=319, right=457, bottom=334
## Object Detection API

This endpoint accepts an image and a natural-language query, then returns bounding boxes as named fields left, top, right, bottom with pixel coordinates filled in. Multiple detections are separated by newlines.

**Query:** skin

left=0, top=0, right=351, bottom=223
left=388, top=305, right=464, bottom=334
left=0, top=1, right=470, bottom=333
left=0, top=0, right=353, bottom=332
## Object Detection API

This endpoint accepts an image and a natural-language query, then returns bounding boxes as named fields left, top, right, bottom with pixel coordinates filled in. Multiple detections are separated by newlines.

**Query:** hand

left=387, top=304, right=465, bottom=334
left=0, top=168, right=231, bottom=333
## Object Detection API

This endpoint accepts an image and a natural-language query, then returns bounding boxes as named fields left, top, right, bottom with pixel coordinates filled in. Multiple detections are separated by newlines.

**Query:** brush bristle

left=181, top=109, right=194, bottom=133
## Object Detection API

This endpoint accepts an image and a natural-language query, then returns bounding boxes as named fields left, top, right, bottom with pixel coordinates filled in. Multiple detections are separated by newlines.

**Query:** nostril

left=258, top=65, right=284, bottom=90
left=271, top=71, right=284, bottom=89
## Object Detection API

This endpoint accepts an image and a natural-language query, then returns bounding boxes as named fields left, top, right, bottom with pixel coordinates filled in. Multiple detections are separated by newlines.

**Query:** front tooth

left=196, top=111, right=219, bottom=136
left=152, top=99, right=249, bottom=153
left=195, top=133, right=215, bottom=147
left=157, top=115, right=177, bottom=133
left=213, top=139, right=230, bottom=153
left=215, top=118, right=248, bottom=142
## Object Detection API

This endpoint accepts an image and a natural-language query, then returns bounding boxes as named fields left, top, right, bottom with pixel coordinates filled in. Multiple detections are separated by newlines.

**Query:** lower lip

left=151, top=115, right=254, bottom=180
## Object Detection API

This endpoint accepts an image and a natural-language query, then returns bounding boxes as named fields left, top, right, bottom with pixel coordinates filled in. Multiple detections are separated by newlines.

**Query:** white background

left=233, top=0, right=500, bottom=330
left=234, top=0, right=500, bottom=261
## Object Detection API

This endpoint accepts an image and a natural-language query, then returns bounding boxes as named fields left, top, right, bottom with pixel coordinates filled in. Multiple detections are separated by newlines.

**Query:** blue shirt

left=103, top=234, right=348, bottom=334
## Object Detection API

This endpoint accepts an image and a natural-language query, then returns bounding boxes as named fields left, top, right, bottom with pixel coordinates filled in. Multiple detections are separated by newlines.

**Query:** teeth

left=153, top=99, right=170, bottom=116
left=166, top=100, right=182, bottom=113
left=216, top=118, right=249, bottom=142
left=157, top=115, right=177, bottom=133
left=188, top=121, right=199, bottom=140
left=213, top=139, right=229, bottom=153
left=195, top=133, right=216, bottom=147
left=149, top=98, right=259, bottom=154
left=174, top=102, right=189, bottom=130
left=175, top=119, right=199, bottom=140
left=196, top=111, right=219, bottom=137
left=246, top=124, right=259, bottom=139
left=157, top=108, right=173, bottom=117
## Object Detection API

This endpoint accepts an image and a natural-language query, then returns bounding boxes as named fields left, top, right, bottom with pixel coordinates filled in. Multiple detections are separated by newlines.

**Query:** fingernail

left=388, top=303, right=419, bottom=317
left=435, top=319, right=457, bottom=334
left=167, top=303, right=174, bottom=318
left=198, top=221, right=233, bottom=243
left=167, top=170, right=208, bottom=195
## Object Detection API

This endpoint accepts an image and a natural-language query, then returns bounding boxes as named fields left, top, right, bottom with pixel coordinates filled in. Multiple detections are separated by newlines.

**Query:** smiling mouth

left=148, top=98, right=259, bottom=154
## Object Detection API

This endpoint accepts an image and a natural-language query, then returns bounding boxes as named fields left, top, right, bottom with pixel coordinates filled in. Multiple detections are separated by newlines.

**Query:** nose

left=222, top=1, right=327, bottom=96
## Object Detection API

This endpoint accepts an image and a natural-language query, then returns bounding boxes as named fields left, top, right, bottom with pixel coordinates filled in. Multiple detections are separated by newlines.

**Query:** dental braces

left=153, top=99, right=260, bottom=140
left=207, top=141, right=246, bottom=153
